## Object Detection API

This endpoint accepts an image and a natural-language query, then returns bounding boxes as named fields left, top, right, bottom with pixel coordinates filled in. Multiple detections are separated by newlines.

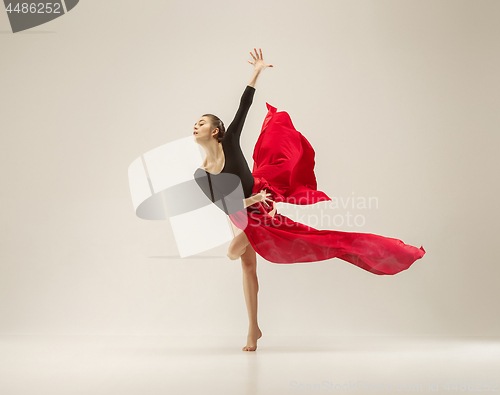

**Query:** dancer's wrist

left=243, top=195, right=259, bottom=208
left=248, top=68, right=262, bottom=88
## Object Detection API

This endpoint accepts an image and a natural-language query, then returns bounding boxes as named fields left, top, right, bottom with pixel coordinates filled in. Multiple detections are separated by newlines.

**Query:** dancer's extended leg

left=240, top=243, right=262, bottom=351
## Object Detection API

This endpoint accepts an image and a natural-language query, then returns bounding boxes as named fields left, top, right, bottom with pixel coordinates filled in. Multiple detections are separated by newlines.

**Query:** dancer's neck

left=202, top=142, right=224, bottom=172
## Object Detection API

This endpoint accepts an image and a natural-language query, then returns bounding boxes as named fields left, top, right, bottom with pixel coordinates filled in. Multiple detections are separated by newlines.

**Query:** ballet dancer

left=193, top=48, right=425, bottom=352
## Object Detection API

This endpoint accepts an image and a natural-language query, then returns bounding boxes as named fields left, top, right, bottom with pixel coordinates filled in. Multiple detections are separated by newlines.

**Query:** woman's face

left=193, top=116, right=217, bottom=141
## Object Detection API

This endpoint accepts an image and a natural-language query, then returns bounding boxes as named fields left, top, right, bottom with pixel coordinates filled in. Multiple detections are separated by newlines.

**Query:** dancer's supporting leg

left=240, top=243, right=262, bottom=351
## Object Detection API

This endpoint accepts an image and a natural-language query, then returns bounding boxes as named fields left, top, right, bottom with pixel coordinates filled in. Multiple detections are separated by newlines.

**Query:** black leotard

left=194, top=85, right=256, bottom=214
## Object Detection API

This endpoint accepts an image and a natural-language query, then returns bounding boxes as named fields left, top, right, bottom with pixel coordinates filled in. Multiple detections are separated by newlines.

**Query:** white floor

left=1, top=335, right=499, bottom=394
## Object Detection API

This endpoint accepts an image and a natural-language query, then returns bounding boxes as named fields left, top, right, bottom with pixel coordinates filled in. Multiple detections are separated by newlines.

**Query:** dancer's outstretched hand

left=248, top=48, right=273, bottom=71
left=256, top=189, right=274, bottom=208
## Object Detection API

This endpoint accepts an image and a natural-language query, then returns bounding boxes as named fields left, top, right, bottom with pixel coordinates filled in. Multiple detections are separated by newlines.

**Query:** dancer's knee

left=240, top=249, right=257, bottom=271
left=241, top=260, right=256, bottom=272
left=227, top=251, right=240, bottom=260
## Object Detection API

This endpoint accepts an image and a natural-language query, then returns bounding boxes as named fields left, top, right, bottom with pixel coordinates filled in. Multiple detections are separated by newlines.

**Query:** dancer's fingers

left=259, top=191, right=268, bottom=206
left=250, top=51, right=256, bottom=60
left=254, top=48, right=259, bottom=59
left=259, top=48, right=263, bottom=59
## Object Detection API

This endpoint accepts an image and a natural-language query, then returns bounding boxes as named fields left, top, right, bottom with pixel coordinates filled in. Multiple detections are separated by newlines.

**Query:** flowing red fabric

left=228, top=103, right=426, bottom=275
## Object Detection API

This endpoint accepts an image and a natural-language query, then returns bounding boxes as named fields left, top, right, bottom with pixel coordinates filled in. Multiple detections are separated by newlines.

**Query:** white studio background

left=1, top=0, right=499, bottom=337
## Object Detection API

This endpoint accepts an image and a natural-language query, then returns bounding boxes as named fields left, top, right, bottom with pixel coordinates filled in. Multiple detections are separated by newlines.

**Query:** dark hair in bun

left=202, top=114, right=225, bottom=143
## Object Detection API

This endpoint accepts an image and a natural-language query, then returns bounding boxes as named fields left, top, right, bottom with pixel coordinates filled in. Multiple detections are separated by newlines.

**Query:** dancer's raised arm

left=226, top=48, right=274, bottom=141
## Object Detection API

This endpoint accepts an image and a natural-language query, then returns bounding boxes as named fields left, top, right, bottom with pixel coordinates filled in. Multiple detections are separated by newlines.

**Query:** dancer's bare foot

left=242, top=326, right=262, bottom=351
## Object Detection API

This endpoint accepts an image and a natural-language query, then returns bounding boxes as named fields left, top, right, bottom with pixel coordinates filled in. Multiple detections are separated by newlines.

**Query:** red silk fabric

left=228, top=103, right=425, bottom=275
